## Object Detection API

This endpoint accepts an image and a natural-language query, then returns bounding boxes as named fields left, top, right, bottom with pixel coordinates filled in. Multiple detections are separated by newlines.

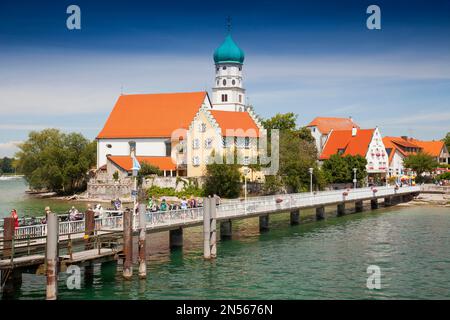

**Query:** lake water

left=2, top=178, right=450, bottom=299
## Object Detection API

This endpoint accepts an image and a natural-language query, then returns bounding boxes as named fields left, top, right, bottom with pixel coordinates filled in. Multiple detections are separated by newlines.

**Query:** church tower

left=212, top=27, right=246, bottom=112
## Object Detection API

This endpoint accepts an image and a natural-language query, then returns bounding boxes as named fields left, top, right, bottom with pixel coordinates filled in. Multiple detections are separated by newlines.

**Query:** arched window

left=222, top=66, right=226, bottom=70
left=223, top=79, right=227, bottom=86
left=232, top=79, right=236, bottom=85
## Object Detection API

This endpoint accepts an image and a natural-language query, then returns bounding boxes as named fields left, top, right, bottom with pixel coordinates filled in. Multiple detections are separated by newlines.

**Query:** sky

left=0, top=0, right=449, bottom=157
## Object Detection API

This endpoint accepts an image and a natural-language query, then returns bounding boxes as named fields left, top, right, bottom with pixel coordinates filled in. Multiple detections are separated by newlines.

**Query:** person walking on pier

left=10, top=209, right=19, bottom=229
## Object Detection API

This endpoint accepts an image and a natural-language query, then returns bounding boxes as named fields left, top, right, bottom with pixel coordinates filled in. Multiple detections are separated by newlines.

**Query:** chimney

left=352, top=126, right=357, bottom=137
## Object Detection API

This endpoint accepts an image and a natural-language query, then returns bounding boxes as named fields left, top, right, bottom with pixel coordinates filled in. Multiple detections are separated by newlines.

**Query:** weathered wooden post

left=84, top=206, right=95, bottom=250
left=210, top=197, right=217, bottom=259
left=290, top=210, right=300, bottom=225
left=259, top=215, right=269, bottom=232
left=316, top=206, right=325, bottom=220
left=138, top=204, right=147, bottom=279
left=203, top=197, right=211, bottom=259
left=337, top=203, right=346, bottom=216
left=2, top=217, right=14, bottom=259
left=355, top=200, right=364, bottom=213
left=370, top=198, right=379, bottom=210
left=220, top=220, right=232, bottom=240
left=169, top=227, right=183, bottom=249
left=1, top=217, right=22, bottom=297
left=46, top=212, right=59, bottom=300
left=384, top=196, right=392, bottom=206
left=122, top=208, right=133, bottom=280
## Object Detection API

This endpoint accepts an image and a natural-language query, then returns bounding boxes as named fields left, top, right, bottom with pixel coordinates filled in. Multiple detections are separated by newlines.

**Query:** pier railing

left=0, top=186, right=419, bottom=240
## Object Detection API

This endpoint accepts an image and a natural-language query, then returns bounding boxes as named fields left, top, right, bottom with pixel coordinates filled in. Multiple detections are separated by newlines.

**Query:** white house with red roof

left=319, top=126, right=389, bottom=180
left=306, top=117, right=359, bottom=155
left=95, top=32, right=263, bottom=180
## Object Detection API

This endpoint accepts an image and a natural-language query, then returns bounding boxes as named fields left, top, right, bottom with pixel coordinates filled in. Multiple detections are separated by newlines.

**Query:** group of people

left=146, top=195, right=201, bottom=212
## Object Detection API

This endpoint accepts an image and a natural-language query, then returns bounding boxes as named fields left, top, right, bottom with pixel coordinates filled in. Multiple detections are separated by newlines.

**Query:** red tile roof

left=320, top=129, right=374, bottom=160
left=407, top=138, right=446, bottom=157
left=307, top=117, right=359, bottom=134
left=97, top=91, right=207, bottom=139
left=108, top=156, right=176, bottom=171
left=382, top=137, right=421, bottom=164
left=209, top=110, right=260, bottom=137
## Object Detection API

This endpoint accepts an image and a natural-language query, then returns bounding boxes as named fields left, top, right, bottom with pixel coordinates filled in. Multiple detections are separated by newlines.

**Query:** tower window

left=239, top=66, right=242, bottom=71
left=216, top=67, right=219, bottom=72
left=223, top=79, right=226, bottom=86
left=223, top=66, right=226, bottom=70
left=232, top=79, right=236, bottom=85
left=221, top=94, right=228, bottom=102
left=239, top=95, right=242, bottom=103
left=216, top=80, right=219, bottom=86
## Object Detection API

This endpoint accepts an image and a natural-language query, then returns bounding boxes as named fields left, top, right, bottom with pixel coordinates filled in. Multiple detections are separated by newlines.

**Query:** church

left=96, top=32, right=263, bottom=181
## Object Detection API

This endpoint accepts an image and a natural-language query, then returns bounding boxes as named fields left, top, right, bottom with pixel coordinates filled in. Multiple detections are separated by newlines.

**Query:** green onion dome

left=213, top=34, right=245, bottom=64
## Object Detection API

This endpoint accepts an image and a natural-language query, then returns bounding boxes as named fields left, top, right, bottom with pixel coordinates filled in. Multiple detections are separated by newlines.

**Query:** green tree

left=444, top=132, right=450, bottom=150
left=204, top=162, right=242, bottom=198
left=403, top=152, right=438, bottom=177
left=262, top=112, right=297, bottom=132
left=0, top=157, right=14, bottom=174
left=262, top=113, right=324, bottom=193
left=322, top=154, right=367, bottom=184
left=137, top=162, right=162, bottom=186
left=15, top=129, right=96, bottom=194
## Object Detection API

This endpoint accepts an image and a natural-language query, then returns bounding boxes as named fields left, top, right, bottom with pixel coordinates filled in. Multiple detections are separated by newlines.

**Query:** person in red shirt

left=10, top=209, right=19, bottom=229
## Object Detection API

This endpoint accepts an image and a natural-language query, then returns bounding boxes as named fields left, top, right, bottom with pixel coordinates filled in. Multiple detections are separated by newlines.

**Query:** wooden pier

left=0, top=185, right=420, bottom=299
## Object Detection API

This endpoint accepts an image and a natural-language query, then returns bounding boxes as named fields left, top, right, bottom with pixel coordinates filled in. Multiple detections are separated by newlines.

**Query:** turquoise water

left=2, top=179, right=450, bottom=299
left=0, top=178, right=92, bottom=218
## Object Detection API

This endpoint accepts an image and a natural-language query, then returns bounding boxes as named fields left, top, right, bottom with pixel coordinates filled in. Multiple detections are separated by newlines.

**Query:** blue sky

left=1, top=0, right=449, bottom=156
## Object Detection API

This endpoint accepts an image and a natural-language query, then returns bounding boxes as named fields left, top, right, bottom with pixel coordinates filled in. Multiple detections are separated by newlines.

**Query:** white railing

left=1, top=186, right=419, bottom=240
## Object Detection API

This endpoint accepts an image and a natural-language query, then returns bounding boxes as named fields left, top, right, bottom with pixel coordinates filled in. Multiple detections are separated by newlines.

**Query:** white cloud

left=0, top=141, right=21, bottom=157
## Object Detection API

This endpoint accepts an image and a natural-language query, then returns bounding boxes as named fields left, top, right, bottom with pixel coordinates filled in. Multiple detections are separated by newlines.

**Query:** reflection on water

left=2, top=179, right=450, bottom=299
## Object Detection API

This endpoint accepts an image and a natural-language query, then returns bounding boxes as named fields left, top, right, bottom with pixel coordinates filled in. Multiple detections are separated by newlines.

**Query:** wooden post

left=210, top=197, right=217, bottom=259
left=123, top=209, right=133, bottom=280
left=259, top=215, right=269, bottom=232
left=316, top=206, right=325, bottom=220
left=84, top=208, right=95, bottom=250
left=169, top=228, right=183, bottom=249
left=138, top=204, right=147, bottom=279
left=203, top=197, right=211, bottom=259
left=337, top=203, right=346, bottom=216
left=220, top=220, right=232, bottom=240
left=290, top=210, right=300, bottom=225
left=371, top=198, right=379, bottom=210
left=355, top=200, right=364, bottom=213
left=384, top=197, right=392, bottom=207
left=2, top=217, right=14, bottom=259
left=46, top=212, right=59, bottom=300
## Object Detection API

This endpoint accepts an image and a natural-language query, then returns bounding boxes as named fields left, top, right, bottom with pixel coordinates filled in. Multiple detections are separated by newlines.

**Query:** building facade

left=95, top=32, right=263, bottom=181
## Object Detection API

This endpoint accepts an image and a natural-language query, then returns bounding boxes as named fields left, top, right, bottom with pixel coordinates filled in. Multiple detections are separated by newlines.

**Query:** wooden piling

left=384, top=196, right=392, bottom=207
left=46, top=212, right=59, bottom=300
left=371, top=198, right=379, bottom=210
left=259, top=215, right=270, bottom=231
left=290, top=210, right=300, bottom=225
left=316, top=206, right=325, bottom=220
left=122, top=209, right=133, bottom=280
left=337, top=203, right=346, bottom=216
left=203, top=197, right=211, bottom=259
left=2, top=217, right=14, bottom=259
left=220, top=220, right=232, bottom=240
left=210, top=197, right=217, bottom=259
left=138, top=204, right=147, bottom=279
left=355, top=200, right=364, bottom=213
left=84, top=208, right=95, bottom=250
left=169, top=227, right=183, bottom=249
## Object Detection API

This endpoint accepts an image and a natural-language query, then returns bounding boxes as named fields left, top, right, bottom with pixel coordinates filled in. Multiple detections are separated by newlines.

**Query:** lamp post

left=353, top=168, right=357, bottom=189
left=308, top=167, right=314, bottom=194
